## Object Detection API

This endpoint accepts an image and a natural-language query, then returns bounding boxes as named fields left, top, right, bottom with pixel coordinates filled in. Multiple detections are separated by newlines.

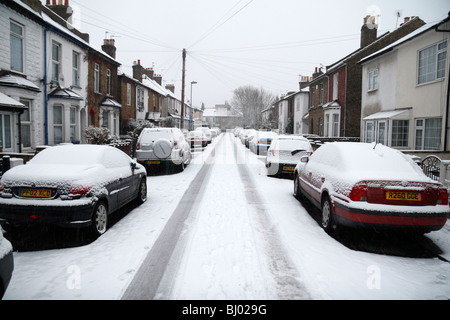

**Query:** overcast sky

left=56, top=0, right=449, bottom=108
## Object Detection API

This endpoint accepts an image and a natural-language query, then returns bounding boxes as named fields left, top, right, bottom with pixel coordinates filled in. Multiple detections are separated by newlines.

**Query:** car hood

left=1, top=163, right=104, bottom=188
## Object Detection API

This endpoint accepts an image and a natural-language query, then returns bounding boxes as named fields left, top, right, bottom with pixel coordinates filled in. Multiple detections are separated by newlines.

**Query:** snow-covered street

left=3, top=132, right=450, bottom=300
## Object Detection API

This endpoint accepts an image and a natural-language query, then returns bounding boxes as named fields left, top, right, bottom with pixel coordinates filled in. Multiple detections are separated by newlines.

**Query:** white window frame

left=94, top=63, right=100, bottom=93
left=53, top=105, right=63, bottom=145
left=0, top=112, right=13, bottom=151
left=368, top=69, right=379, bottom=91
left=107, top=69, right=111, bottom=96
left=20, top=99, right=32, bottom=149
left=415, top=117, right=442, bottom=151
left=52, top=41, right=61, bottom=82
left=391, top=119, right=409, bottom=148
left=10, top=20, right=24, bottom=73
left=418, top=40, right=447, bottom=85
left=70, top=106, right=77, bottom=142
left=127, top=83, right=131, bottom=106
left=72, top=51, right=80, bottom=87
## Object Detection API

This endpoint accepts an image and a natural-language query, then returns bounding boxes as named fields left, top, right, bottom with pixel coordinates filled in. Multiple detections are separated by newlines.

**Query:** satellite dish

left=58, top=73, right=66, bottom=89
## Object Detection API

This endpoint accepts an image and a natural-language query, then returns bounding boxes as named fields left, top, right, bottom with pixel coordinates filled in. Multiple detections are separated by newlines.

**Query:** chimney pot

left=404, top=17, right=410, bottom=23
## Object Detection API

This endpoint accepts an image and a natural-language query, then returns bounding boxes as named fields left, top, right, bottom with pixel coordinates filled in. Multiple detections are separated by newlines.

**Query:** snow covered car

left=195, top=127, right=212, bottom=144
left=187, top=130, right=207, bottom=148
left=0, top=145, right=147, bottom=237
left=294, top=142, right=450, bottom=234
left=136, top=127, right=192, bottom=172
left=0, top=227, right=13, bottom=299
left=249, top=131, right=278, bottom=155
left=266, top=136, right=313, bottom=176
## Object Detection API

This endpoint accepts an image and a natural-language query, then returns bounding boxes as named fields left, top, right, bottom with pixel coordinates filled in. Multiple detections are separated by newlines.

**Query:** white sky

left=50, top=0, right=449, bottom=108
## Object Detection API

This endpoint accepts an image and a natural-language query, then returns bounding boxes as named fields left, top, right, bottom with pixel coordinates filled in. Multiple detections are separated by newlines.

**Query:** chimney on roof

left=102, top=38, right=116, bottom=59
left=312, top=67, right=323, bottom=80
left=143, top=67, right=155, bottom=80
left=299, top=75, right=311, bottom=90
left=153, top=74, right=162, bottom=85
left=165, top=84, right=175, bottom=93
left=361, top=15, right=378, bottom=48
left=46, top=0, right=73, bottom=24
left=132, top=60, right=144, bottom=81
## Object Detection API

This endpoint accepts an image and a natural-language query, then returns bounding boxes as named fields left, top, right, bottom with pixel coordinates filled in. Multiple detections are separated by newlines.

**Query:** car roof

left=312, top=142, right=429, bottom=182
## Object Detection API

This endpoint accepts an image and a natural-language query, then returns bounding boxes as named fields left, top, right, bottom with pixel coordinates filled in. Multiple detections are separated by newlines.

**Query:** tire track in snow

left=232, top=133, right=311, bottom=300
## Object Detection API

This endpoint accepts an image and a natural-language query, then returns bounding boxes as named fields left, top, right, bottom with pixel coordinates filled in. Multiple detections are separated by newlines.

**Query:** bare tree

left=231, top=86, right=276, bottom=129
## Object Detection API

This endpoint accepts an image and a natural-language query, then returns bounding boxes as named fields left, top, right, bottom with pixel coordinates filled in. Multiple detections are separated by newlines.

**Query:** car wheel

left=136, top=178, right=147, bottom=204
left=91, top=201, right=108, bottom=237
left=177, top=161, right=185, bottom=173
left=321, top=197, right=336, bottom=233
left=293, top=173, right=303, bottom=199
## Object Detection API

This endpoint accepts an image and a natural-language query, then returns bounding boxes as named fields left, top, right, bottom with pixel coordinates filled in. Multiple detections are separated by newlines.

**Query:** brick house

left=87, top=38, right=121, bottom=137
left=307, top=15, right=426, bottom=138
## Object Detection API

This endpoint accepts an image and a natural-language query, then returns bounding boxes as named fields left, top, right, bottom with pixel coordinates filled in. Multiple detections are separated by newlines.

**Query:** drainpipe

left=44, top=27, right=53, bottom=145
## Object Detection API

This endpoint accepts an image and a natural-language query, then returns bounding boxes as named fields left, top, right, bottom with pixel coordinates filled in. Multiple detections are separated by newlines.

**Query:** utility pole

left=180, top=48, right=187, bottom=130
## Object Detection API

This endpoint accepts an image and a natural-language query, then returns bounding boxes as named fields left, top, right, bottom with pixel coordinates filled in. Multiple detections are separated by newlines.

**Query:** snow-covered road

left=3, top=132, right=450, bottom=300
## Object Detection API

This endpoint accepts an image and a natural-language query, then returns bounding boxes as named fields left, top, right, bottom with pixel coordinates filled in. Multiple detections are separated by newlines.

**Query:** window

left=72, top=52, right=80, bottom=86
left=391, top=120, right=409, bottom=147
left=365, top=122, right=374, bottom=143
left=0, top=113, right=12, bottom=150
left=70, top=107, right=77, bottom=142
left=20, top=99, right=31, bottom=149
left=332, top=114, right=339, bottom=137
left=368, top=69, right=378, bottom=91
left=52, top=42, right=61, bottom=82
left=415, top=118, right=442, bottom=150
left=127, top=83, right=131, bottom=106
left=332, top=73, right=339, bottom=100
left=102, top=110, right=109, bottom=129
left=107, top=69, right=111, bottom=95
left=319, top=83, right=324, bottom=105
left=53, top=105, right=63, bottom=145
left=418, top=40, right=447, bottom=84
left=10, top=21, right=24, bottom=73
left=324, top=114, right=330, bottom=137
left=94, top=63, right=100, bottom=92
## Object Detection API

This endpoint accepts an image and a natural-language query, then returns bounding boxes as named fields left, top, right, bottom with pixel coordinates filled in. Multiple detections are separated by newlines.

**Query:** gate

left=421, top=155, right=441, bottom=182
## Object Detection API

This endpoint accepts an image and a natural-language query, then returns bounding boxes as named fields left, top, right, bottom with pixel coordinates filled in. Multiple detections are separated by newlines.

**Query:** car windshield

left=141, top=129, right=172, bottom=141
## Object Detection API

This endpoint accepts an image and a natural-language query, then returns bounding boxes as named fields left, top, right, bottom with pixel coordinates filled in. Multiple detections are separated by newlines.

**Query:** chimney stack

left=102, top=38, right=116, bottom=59
left=361, top=15, right=378, bottom=48
left=46, top=0, right=73, bottom=24
left=312, top=67, right=323, bottom=80
left=132, top=60, right=144, bottom=81
left=165, top=84, right=175, bottom=93
left=153, top=74, right=162, bottom=86
left=22, top=0, right=43, bottom=13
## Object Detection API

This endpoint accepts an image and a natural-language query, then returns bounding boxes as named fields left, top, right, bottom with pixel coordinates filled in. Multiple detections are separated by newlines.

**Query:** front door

left=377, top=120, right=387, bottom=145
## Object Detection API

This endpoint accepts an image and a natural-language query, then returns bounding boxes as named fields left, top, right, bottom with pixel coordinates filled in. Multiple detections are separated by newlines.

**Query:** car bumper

left=0, top=198, right=95, bottom=229
left=333, top=198, right=450, bottom=232
left=267, top=162, right=297, bottom=175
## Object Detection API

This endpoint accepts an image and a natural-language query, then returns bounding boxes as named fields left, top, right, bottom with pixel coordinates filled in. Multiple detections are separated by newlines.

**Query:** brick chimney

left=132, top=60, right=144, bottom=81
left=165, top=84, right=175, bottom=93
left=102, top=38, right=116, bottom=59
left=299, top=75, right=311, bottom=90
left=361, top=15, right=378, bottom=48
left=153, top=74, right=162, bottom=86
left=46, top=0, right=73, bottom=24
left=312, top=67, right=323, bottom=80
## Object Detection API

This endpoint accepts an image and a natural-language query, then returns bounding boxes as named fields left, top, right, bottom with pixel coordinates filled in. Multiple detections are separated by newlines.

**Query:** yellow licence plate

left=147, top=161, right=161, bottom=165
left=20, top=188, right=52, bottom=198
left=283, top=166, right=295, bottom=172
left=386, top=191, right=421, bottom=201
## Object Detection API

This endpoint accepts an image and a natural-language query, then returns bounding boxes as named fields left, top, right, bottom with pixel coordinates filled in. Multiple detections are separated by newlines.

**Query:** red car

left=294, top=142, right=449, bottom=234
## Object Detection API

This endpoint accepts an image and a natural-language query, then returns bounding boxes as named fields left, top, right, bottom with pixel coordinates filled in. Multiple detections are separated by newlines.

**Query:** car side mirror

left=300, top=156, right=309, bottom=163
left=130, top=161, right=137, bottom=170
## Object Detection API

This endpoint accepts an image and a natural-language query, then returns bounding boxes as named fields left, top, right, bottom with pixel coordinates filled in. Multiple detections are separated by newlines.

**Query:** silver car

left=136, top=128, right=192, bottom=172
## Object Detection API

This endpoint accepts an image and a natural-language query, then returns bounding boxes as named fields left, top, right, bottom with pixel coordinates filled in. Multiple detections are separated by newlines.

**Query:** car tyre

left=293, top=173, right=303, bottom=199
left=321, top=197, right=337, bottom=233
left=135, top=178, right=147, bottom=204
left=91, top=201, right=108, bottom=237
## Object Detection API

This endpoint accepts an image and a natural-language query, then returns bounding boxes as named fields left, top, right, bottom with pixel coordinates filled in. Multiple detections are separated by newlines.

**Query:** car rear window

left=278, top=140, right=311, bottom=151
left=140, top=129, right=172, bottom=141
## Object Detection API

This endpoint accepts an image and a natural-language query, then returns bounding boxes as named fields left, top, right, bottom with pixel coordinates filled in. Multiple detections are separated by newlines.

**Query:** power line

left=188, top=0, right=255, bottom=49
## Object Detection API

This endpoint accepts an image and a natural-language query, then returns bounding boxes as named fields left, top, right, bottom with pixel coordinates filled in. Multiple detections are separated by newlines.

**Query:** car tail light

left=136, top=142, right=140, bottom=150
left=349, top=184, right=368, bottom=202
left=0, top=182, right=4, bottom=192
left=437, top=188, right=448, bottom=205
left=271, top=149, right=275, bottom=157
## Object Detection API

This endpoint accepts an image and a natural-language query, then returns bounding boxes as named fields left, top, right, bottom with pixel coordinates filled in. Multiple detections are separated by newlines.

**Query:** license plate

left=386, top=191, right=421, bottom=201
left=283, top=166, right=295, bottom=172
left=20, top=188, right=52, bottom=198
left=147, top=160, right=161, bottom=165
